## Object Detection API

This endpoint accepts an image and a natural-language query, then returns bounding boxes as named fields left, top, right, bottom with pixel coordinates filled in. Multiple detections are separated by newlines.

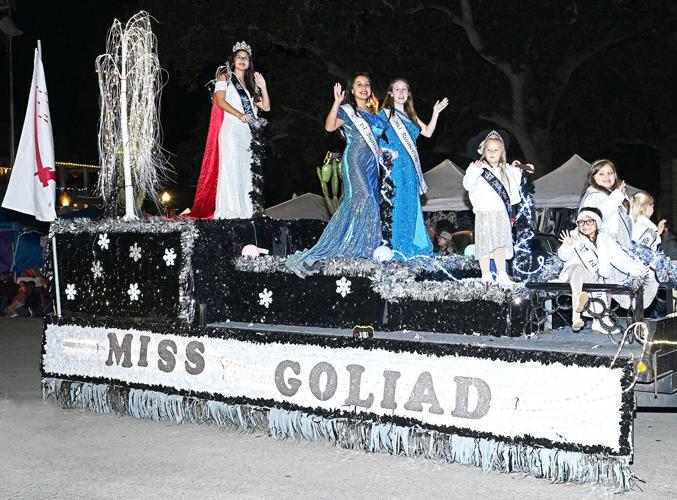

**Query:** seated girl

left=558, top=207, right=647, bottom=333
left=630, top=191, right=666, bottom=251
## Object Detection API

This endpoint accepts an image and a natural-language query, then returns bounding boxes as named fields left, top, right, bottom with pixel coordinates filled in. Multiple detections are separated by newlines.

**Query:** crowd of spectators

left=0, top=274, right=50, bottom=318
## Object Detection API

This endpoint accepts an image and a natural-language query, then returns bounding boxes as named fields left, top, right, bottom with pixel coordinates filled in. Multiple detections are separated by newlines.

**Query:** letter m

left=105, top=332, right=133, bottom=368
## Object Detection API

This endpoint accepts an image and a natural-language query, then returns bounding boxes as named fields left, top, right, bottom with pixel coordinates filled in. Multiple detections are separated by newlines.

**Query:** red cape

left=191, top=100, right=224, bottom=219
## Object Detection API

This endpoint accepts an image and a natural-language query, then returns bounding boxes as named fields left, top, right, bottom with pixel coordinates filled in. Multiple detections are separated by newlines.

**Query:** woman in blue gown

left=379, top=78, right=448, bottom=258
left=286, top=73, right=385, bottom=277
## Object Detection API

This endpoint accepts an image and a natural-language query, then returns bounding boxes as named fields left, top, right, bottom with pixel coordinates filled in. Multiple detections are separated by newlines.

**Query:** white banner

left=2, top=44, right=57, bottom=221
left=43, top=323, right=630, bottom=453
left=340, top=104, right=380, bottom=164
left=389, top=110, right=427, bottom=194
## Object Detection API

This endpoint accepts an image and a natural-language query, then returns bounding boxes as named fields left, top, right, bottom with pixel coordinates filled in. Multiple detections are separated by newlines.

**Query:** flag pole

left=51, top=235, right=62, bottom=318
left=8, top=35, right=15, bottom=167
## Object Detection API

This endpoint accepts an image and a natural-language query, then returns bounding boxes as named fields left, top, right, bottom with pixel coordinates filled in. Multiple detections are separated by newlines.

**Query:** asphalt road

left=1, top=318, right=676, bottom=499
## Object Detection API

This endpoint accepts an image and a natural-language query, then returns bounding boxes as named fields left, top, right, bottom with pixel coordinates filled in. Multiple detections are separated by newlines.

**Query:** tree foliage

left=145, top=0, right=677, bottom=204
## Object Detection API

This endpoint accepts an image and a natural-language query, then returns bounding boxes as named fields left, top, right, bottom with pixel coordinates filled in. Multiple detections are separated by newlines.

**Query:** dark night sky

left=0, top=1, right=672, bottom=211
left=0, top=2, right=135, bottom=164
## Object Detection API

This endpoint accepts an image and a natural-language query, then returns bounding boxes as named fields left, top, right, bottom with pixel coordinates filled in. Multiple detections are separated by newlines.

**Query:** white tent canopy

left=421, top=159, right=472, bottom=212
left=264, top=193, right=331, bottom=221
left=533, top=154, right=639, bottom=209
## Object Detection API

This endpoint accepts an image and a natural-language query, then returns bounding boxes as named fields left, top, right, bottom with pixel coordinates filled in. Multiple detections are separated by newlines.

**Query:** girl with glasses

left=558, top=207, right=647, bottom=333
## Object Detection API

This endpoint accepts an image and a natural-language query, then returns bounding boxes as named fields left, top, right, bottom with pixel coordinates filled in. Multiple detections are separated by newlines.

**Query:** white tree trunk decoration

left=95, top=11, right=170, bottom=218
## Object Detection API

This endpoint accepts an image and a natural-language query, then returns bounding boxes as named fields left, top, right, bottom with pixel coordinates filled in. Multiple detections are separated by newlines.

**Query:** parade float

left=39, top=11, right=677, bottom=494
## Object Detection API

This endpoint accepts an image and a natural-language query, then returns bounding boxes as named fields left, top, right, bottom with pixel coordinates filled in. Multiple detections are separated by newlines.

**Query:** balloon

left=241, top=244, right=260, bottom=257
left=372, top=245, right=394, bottom=262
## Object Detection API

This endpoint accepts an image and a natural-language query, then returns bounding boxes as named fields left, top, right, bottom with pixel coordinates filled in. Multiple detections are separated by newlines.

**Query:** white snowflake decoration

left=129, top=242, right=142, bottom=262
left=97, top=233, right=110, bottom=250
left=163, top=248, right=177, bottom=266
left=65, top=283, right=77, bottom=300
left=127, top=283, right=141, bottom=301
left=91, top=260, right=103, bottom=279
left=335, top=276, right=352, bottom=297
left=258, top=288, right=273, bottom=308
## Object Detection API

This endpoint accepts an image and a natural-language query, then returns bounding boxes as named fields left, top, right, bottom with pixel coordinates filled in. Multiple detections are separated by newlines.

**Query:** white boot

left=481, top=273, right=494, bottom=284
left=571, top=313, right=584, bottom=332
left=496, top=271, right=514, bottom=286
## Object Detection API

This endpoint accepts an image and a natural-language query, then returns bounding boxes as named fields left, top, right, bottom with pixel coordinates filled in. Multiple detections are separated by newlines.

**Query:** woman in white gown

left=192, top=41, right=270, bottom=219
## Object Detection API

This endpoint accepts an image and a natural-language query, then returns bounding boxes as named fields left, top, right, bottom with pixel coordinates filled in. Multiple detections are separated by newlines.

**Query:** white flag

left=2, top=43, right=57, bottom=222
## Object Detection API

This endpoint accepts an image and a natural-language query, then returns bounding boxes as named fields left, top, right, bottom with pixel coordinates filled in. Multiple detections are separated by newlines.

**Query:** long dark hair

left=345, top=72, right=377, bottom=113
left=582, top=159, right=628, bottom=210
left=223, top=49, right=261, bottom=102
left=582, top=159, right=622, bottom=196
left=381, top=78, right=420, bottom=126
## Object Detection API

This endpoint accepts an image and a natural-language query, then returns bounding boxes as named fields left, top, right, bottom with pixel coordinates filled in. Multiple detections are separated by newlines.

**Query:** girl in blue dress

left=379, top=79, right=448, bottom=258
left=286, top=73, right=385, bottom=278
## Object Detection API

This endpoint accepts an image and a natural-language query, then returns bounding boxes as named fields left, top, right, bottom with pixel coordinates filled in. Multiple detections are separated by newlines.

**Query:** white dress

left=213, top=79, right=257, bottom=219
left=462, top=162, right=523, bottom=259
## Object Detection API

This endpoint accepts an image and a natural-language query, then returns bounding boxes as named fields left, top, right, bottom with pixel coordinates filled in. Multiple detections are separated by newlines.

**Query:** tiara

left=477, top=130, right=504, bottom=155
left=484, top=130, right=503, bottom=143
left=232, top=41, right=252, bottom=54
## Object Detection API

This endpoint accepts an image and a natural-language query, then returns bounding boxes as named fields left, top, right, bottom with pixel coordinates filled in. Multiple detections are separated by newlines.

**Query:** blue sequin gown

left=286, top=107, right=384, bottom=277
left=379, top=109, right=433, bottom=258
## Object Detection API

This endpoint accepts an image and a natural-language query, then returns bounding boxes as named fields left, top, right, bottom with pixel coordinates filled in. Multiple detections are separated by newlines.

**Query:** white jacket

left=463, top=162, right=523, bottom=213
left=558, top=230, right=646, bottom=282
left=579, top=186, right=632, bottom=247
left=632, top=215, right=661, bottom=251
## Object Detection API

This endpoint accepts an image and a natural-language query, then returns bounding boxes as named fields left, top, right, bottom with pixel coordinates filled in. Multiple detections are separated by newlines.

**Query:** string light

left=512, top=178, right=543, bottom=280
left=0, top=162, right=101, bottom=172
left=94, top=11, right=171, bottom=213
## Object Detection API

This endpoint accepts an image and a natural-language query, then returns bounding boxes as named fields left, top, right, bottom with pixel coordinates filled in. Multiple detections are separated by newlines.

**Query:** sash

left=232, top=74, right=256, bottom=119
left=389, top=110, right=427, bottom=194
left=340, top=104, right=380, bottom=163
left=573, top=243, right=600, bottom=277
left=480, top=164, right=513, bottom=221
left=619, top=207, right=633, bottom=242
left=637, top=227, right=658, bottom=248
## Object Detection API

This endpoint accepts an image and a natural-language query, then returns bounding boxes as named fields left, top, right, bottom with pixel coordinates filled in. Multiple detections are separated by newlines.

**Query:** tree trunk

left=489, top=120, right=552, bottom=176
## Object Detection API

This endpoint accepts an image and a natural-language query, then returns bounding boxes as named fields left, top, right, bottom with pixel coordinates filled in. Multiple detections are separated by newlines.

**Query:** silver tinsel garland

left=624, top=242, right=677, bottom=285
left=50, top=217, right=198, bottom=322
left=234, top=255, right=524, bottom=304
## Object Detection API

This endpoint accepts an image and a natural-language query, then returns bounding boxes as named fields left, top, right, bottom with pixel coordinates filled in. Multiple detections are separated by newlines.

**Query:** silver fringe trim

left=42, top=378, right=635, bottom=492
left=234, top=255, right=525, bottom=304
left=50, top=217, right=198, bottom=322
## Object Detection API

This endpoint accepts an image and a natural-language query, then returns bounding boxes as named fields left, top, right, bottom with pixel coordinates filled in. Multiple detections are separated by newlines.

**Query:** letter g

left=275, top=360, right=302, bottom=397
